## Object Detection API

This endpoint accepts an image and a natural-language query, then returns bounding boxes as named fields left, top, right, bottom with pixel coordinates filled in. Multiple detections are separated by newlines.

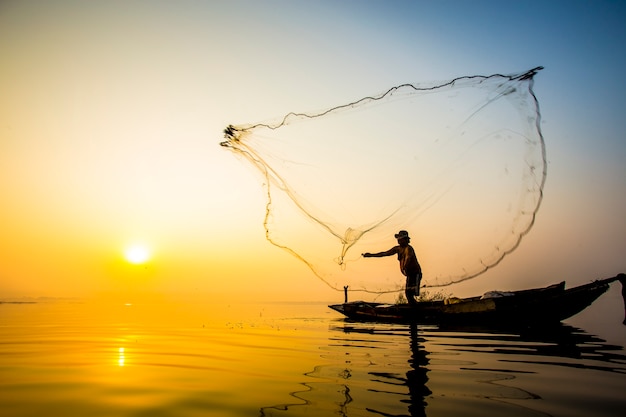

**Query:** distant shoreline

left=0, top=301, right=37, bottom=304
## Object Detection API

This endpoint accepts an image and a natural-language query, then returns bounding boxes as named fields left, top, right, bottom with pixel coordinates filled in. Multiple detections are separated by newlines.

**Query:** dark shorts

left=405, top=270, right=422, bottom=297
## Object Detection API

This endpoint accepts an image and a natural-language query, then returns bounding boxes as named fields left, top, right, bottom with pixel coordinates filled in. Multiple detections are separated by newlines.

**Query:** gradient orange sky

left=1, top=1, right=625, bottom=302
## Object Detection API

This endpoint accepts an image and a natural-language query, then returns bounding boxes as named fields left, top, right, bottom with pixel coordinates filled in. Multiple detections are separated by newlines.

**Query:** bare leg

left=406, top=273, right=419, bottom=305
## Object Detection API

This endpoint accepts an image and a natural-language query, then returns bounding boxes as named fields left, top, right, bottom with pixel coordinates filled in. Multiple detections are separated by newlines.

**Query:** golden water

left=1, top=293, right=625, bottom=416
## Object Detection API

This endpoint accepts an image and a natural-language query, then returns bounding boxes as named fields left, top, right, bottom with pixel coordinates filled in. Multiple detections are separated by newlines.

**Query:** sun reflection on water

left=118, top=347, right=125, bottom=367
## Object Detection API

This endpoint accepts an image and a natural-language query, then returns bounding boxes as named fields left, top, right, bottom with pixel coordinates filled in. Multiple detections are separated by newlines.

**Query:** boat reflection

left=259, top=320, right=626, bottom=416
left=431, top=322, right=626, bottom=369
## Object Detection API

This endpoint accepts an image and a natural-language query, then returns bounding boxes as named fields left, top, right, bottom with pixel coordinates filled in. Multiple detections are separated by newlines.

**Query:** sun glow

left=124, top=245, right=151, bottom=265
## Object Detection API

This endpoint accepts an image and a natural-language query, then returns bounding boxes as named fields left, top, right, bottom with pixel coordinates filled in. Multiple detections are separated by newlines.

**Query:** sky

left=1, top=0, right=625, bottom=302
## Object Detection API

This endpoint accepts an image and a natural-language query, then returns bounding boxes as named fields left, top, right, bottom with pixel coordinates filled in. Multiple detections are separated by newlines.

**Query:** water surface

left=1, top=294, right=624, bottom=416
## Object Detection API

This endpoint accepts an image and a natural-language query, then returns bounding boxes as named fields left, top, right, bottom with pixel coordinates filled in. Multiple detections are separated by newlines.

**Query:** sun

left=124, top=244, right=151, bottom=265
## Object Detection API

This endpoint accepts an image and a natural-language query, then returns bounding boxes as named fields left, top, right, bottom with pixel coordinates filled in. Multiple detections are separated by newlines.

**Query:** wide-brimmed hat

left=394, top=230, right=409, bottom=240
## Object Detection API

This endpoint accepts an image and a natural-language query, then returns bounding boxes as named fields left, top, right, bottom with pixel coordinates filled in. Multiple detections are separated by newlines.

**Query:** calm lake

left=1, top=286, right=625, bottom=417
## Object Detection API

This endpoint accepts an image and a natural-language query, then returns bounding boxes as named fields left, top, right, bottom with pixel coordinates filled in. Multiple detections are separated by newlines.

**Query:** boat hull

left=329, top=279, right=616, bottom=325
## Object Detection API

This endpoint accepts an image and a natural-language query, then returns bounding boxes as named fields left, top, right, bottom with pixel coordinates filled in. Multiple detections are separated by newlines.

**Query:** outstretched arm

left=362, top=248, right=397, bottom=258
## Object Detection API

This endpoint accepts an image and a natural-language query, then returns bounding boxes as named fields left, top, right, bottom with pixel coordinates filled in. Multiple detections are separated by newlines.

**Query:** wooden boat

left=329, top=273, right=626, bottom=325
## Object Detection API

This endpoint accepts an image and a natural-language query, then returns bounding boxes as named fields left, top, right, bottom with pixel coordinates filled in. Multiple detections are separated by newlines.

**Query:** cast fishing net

left=221, top=68, right=546, bottom=298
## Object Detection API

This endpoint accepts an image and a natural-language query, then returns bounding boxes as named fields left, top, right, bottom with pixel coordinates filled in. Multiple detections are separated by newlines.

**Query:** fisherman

left=362, top=230, right=422, bottom=305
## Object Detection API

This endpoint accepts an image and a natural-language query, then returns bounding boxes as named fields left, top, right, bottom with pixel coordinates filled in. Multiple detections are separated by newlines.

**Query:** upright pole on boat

left=344, top=286, right=349, bottom=303
left=594, top=273, right=626, bottom=325
left=618, top=274, right=626, bottom=325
